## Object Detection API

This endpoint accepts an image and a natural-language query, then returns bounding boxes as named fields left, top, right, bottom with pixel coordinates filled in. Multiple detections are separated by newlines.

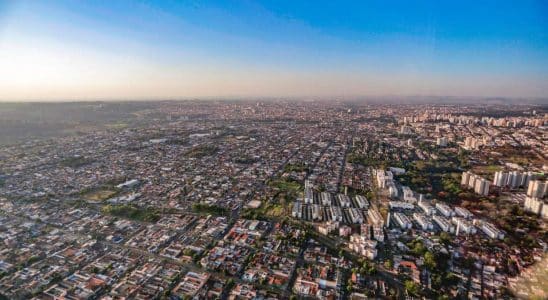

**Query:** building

left=337, top=194, right=351, bottom=208
left=524, top=196, right=543, bottom=214
left=454, top=207, right=473, bottom=219
left=393, top=212, right=412, bottom=229
left=304, top=187, right=315, bottom=204
left=400, top=125, right=413, bottom=135
left=436, top=137, right=448, bottom=147
left=354, top=195, right=369, bottom=209
left=451, top=217, right=476, bottom=235
left=462, top=171, right=490, bottom=196
left=461, top=171, right=472, bottom=186
left=418, top=200, right=436, bottom=215
left=292, top=202, right=302, bottom=218
left=475, top=220, right=504, bottom=239
left=433, top=215, right=453, bottom=232
left=367, top=209, right=384, bottom=242
left=413, top=213, right=433, bottom=231
left=474, top=178, right=490, bottom=196
left=435, top=203, right=454, bottom=217
left=318, top=221, right=339, bottom=235
left=389, top=201, right=414, bottom=210
left=349, top=234, right=377, bottom=260
left=527, top=180, right=547, bottom=199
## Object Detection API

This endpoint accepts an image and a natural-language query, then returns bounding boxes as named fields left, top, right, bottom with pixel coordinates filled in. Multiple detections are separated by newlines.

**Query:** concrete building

left=433, top=215, right=453, bottom=232
left=435, top=203, right=454, bottom=217
left=474, top=178, right=490, bottom=196
left=418, top=200, right=436, bottom=215
left=454, top=207, right=473, bottom=219
left=413, top=213, right=433, bottom=231
left=393, top=212, right=412, bottom=230
left=436, top=137, right=448, bottom=147
left=527, top=180, right=547, bottom=199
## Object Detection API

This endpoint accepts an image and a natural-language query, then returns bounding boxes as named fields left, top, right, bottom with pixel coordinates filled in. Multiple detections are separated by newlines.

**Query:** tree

left=404, top=280, right=420, bottom=296
left=439, top=232, right=452, bottom=245
left=424, top=251, right=437, bottom=270
left=384, top=259, right=393, bottom=270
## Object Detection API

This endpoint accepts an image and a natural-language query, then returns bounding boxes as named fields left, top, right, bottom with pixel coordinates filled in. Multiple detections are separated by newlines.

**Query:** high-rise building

left=436, top=137, right=448, bottom=147
left=527, top=180, right=547, bottom=199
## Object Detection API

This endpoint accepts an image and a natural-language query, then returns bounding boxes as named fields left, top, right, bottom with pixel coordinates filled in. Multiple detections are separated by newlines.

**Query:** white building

left=436, top=137, right=448, bottom=147
left=321, top=192, right=332, bottom=206
left=454, top=207, right=473, bottom=219
left=354, top=195, right=369, bottom=209
left=433, top=215, right=453, bottom=232
left=337, top=194, right=351, bottom=208
left=413, top=213, right=433, bottom=231
left=292, top=202, right=302, bottom=218
left=312, top=204, right=322, bottom=221
left=435, top=203, right=454, bottom=217
left=527, top=180, right=547, bottom=199
left=393, top=212, right=412, bottom=230
left=475, top=220, right=504, bottom=239
left=367, top=209, right=383, bottom=227
left=349, top=234, right=377, bottom=260
left=418, top=200, right=436, bottom=215
left=474, top=178, right=490, bottom=196
left=451, top=217, right=476, bottom=235
left=389, top=201, right=414, bottom=210
left=304, top=187, right=315, bottom=204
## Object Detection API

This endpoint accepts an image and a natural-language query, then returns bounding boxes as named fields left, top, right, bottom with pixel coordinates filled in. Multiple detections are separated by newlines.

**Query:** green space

left=191, top=203, right=228, bottom=216
left=185, top=145, right=218, bottom=158
left=60, top=156, right=95, bottom=168
left=268, top=177, right=302, bottom=194
left=283, top=162, right=310, bottom=173
left=101, top=204, right=160, bottom=222
left=81, top=188, right=118, bottom=202
left=234, top=155, right=258, bottom=164
left=404, top=239, right=457, bottom=298
left=241, top=201, right=285, bottom=220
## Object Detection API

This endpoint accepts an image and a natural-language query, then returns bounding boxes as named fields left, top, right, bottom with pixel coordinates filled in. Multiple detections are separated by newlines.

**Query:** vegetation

left=234, top=155, right=258, bottom=164
left=81, top=188, right=118, bottom=202
left=191, top=203, right=228, bottom=216
left=60, top=156, right=94, bottom=168
left=284, top=162, right=309, bottom=173
left=404, top=280, right=420, bottom=296
left=268, top=177, right=302, bottom=194
left=185, top=144, right=218, bottom=158
left=101, top=204, right=160, bottom=222
left=241, top=202, right=284, bottom=220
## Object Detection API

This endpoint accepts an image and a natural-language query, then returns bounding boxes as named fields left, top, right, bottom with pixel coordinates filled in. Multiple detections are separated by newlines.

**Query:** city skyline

left=1, top=0, right=547, bottom=101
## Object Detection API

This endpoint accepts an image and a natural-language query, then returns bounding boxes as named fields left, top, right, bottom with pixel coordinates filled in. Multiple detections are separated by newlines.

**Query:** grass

left=185, top=145, right=218, bottom=158
left=192, top=203, right=228, bottom=216
left=101, top=204, right=160, bottom=222
left=60, top=156, right=94, bottom=168
left=268, top=178, right=302, bottom=194
left=82, top=189, right=117, bottom=202
left=242, top=202, right=286, bottom=220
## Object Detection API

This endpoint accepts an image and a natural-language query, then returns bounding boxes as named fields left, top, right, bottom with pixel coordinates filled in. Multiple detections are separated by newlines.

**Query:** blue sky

left=0, top=0, right=547, bottom=100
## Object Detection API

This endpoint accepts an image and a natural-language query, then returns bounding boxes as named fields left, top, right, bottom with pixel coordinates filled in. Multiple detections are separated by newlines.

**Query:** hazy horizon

left=1, top=1, right=547, bottom=101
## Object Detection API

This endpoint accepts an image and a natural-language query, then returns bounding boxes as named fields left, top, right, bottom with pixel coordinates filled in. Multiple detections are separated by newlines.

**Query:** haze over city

left=0, top=0, right=547, bottom=101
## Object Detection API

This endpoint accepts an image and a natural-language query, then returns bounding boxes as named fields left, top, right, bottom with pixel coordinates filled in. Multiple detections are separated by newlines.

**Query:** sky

left=0, top=0, right=547, bottom=101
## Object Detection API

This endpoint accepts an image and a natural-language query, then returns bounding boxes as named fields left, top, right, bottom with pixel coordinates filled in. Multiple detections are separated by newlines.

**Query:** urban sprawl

left=0, top=101, right=546, bottom=300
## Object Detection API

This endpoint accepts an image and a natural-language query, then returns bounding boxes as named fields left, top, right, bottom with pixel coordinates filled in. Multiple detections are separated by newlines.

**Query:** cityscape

left=0, top=101, right=546, bottom=299
left=1, top=1, right=547, bottom=299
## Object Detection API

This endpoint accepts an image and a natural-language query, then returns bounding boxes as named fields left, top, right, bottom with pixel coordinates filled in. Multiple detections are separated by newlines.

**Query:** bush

left=101, top=204, right=160, bottom=222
